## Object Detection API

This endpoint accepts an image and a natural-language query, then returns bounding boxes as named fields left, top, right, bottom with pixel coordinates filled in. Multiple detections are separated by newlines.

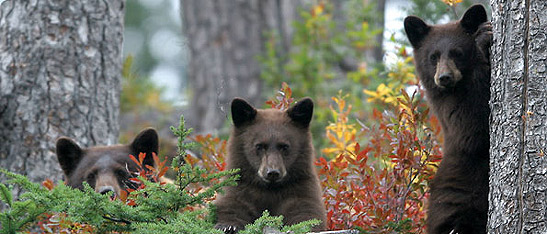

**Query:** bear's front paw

left=474, top=22, right=492, bottom=61
left=215, top=224, right=239, bottom=234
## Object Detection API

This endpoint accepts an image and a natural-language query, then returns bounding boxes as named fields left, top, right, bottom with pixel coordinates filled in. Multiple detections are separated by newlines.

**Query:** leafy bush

left=0, top=115, right=319, bottom=233
left=317, top=84, right=442, bottom=232
left=0, top=116, right=238, bottom=234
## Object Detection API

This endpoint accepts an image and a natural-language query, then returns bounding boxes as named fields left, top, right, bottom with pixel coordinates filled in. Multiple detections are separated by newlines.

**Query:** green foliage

left=405, top=0, right=486, bottom=24
left=239, top=210, right=321, bottom=234
left=121, top=55, right=172, bottom=114
left=0, top=178, right=45, bottom=234
left=259, top=0, right=383, bottom=150
left=0, top=115, right=238, bottom=233
left=260, top=1, right=382, bottom=98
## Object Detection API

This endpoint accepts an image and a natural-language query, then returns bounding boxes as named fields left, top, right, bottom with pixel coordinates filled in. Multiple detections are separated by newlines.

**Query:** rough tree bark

left=180, top=0, right=304, bottom=134
left=0, top=0, right=124, bottom=185
left=489, top=0, right=546, bottom=233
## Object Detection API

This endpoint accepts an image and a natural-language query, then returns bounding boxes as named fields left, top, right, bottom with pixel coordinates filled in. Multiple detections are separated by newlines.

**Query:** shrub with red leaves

left=317, top=89, right=442, bottom=233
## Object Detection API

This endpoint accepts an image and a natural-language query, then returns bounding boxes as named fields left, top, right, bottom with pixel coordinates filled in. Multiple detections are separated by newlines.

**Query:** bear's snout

left=98, top=186, right=116, bottom=197
left=434, top=57, right=462, bottom=88
left=94, top=173, right=122, bottom=197
left=438, top=73, right=453, bottom=87
left=265, top=168, right=281, bottom=182
left=258, top=154, right=287, bottom=183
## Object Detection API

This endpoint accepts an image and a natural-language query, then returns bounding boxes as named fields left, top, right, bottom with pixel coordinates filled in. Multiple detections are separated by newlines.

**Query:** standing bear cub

left=214, top=98, right=326, bottom=233
left=56, top=128, right=159, bottom=197
left=404, top=4, right=491, bottom=234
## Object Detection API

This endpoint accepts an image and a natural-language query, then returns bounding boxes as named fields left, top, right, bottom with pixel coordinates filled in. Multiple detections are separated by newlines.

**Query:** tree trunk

left=372, top=0, right=385, bottom=63
left=0, top=0, right=124, bottom=186
left=180, top=0, right=303, bottom=134
left=489, top=0, right=547, bottom=233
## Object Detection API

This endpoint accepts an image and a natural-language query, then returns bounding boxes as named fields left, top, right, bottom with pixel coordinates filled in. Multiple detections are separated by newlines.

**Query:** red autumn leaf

left=145, top=165, right=155, bottom=171
left=129, top=178, right=141, bottom=183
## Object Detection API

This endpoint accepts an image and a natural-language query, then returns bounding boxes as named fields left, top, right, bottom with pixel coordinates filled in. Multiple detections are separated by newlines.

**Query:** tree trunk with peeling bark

left=0, top=0, right=124, bottom=187
left=180, top=0, right=304, bottom=134
left=489, top=0, right=547, bottom=233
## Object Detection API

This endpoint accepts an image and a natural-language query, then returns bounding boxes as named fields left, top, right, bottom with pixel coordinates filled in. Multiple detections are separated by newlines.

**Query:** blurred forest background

left=121, top=0, right=489, bottom=150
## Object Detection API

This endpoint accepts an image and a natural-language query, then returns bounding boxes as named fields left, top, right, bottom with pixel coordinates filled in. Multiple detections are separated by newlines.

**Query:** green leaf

left=0, top=183, right=13, bottom=207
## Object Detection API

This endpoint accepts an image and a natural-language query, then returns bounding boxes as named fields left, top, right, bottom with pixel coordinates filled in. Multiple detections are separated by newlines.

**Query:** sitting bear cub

left=56, top=128, right=159, bottom=197
left=404, top=4, right=492, bottom=234
left=214, top=98, right=326, bottom=233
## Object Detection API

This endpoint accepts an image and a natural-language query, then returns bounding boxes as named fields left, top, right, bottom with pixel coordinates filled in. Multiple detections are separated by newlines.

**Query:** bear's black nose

left=98, top=186, right=115, bottom=197
left=438, top=73, right=453, bottom=86
left=266, top=169, right=280, bottom=182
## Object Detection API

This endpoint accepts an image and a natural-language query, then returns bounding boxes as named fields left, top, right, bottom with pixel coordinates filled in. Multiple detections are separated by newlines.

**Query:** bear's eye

left=429, top=52, right=439, bottom=63
left=255, top=143, right=268, bottom=151
left=449, top=49, right=463, bottom=59
left=115, top=169, right=128, bottom=178
left=277, top=143, right=289, bottom=152
left=86, top=171, right=97, bottom=182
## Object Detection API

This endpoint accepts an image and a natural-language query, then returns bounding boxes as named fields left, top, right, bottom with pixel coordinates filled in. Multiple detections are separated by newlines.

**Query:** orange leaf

left=138, top=152, right=146, bottom=165
left=158, top=167, right=168, bottom=178
left=42, top=179, right=55, bottom=190
left=118, top=190, right=128, bottom=202
left=153, top=152, right=160, bottom=167
left=129, top=154, right=140, bottom=166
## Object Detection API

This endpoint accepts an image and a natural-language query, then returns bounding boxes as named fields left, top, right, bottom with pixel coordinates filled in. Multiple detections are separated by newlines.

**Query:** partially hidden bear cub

left=214, top=98, right=327, bottom=233
left=56, top=128, right=159, bottom=197
left=404, top=4, right=492, bottom=234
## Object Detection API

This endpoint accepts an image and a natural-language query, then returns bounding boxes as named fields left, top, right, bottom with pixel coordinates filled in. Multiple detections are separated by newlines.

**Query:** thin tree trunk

left=489, top=0, right=547, bottom=233
left=372, top=0, right=385, bottom=63
left=180, top=0, right=303, bottom=134
left=0, top=0, right=124, bottom=186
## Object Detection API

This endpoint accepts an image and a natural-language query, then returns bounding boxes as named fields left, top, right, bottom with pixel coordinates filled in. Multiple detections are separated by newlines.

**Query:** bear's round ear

left=56, top=137, right=83, bottom=177
left=404, top=16, right=430, bottom=49
left=231, top=98, right=257, bottom=128
left=287, top=98, right=314, bottom=128
left=460, top=4, right=487, bottom=34
left=130, top=128, right=159, bottom=166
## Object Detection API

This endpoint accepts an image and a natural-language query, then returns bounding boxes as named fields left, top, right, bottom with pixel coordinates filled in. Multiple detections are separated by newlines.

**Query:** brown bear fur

left=404, top=4, right=491, bottom=234
left=56, top=128, right=158, bottom=197
left=214, top=98, right=326, bottom=233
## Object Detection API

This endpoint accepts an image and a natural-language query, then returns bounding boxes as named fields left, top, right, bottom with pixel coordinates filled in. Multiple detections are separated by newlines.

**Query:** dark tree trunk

left=0, top=0, right=124, bottom=186
left=489, top=0, right=547, bottom=233
left=180, top=0, right=303, bottom=134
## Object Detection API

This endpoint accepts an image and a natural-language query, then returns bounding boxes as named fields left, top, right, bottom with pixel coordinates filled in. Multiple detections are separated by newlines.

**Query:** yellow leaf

left=442, top=0, right=462, bottom=6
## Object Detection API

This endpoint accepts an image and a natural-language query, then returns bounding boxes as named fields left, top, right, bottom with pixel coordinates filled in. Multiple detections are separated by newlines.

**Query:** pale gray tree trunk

left=0, top=0, right=124, bottom=186
left=180, top=0, right=304, bottom=134
left=489, top=0, right=546, bottom=233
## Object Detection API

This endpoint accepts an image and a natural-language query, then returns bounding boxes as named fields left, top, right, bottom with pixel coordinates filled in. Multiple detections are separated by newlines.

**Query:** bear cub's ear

left=404, top=16, right=430, bottom=49
left=287, top=98, right=314, bottom=128
left=56, top=137, right=83, bottom=176
left=231, top=98, right=257, bottom=128
left=460, top=4, right=487, bottom=34
left=130, top=128, right=159, bottom=167
left=460, top=4, right=488, bottom=34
